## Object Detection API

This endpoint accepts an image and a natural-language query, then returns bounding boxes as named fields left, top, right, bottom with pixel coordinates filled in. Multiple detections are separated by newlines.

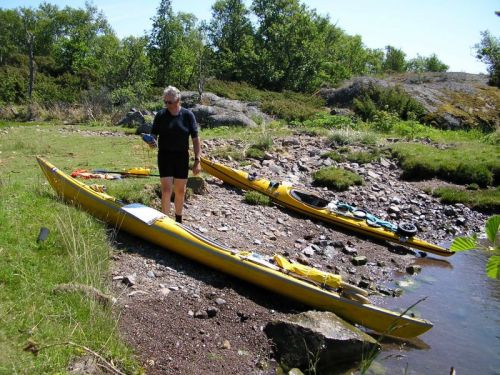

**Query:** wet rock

left=406, top=265, right=422, bottom=275
left=264, top=311, right=380, bottom=372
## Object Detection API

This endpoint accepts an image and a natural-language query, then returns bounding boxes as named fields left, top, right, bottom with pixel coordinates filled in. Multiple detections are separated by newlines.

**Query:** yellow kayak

left=200, top=157, right=453, bottom=257
left=36, top=156, right=433, bottom=338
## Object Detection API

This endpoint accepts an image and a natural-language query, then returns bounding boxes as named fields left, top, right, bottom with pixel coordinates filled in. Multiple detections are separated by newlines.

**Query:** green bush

left=321, top=151, right=345, bottom=162
left=0, top=66, right=27, bottom=103
left=312, top=167, right=364, bottom=191
left=328, top=129, right=359, bottom=146
left=353, top=83, right=426, bottom=122
left=244, top=191, right=271, bottom=206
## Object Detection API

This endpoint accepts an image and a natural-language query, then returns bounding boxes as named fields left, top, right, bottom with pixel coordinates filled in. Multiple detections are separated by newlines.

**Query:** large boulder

left=182, top=91, right=271, bottom=128
left=264, top=310, right=380, bottom=374
left=117, top=108, right=146, bottom=127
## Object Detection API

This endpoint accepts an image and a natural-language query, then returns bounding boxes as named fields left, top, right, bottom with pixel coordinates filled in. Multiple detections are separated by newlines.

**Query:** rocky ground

left=110, top=134, right=487, bottom=374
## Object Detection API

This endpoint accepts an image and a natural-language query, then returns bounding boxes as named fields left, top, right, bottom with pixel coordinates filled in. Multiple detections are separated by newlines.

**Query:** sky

left=2, top=0, right=499, bottom=74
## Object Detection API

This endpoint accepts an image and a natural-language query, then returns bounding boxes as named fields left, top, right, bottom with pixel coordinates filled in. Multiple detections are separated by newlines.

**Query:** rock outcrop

left=320, top=72, right=499, bottom=131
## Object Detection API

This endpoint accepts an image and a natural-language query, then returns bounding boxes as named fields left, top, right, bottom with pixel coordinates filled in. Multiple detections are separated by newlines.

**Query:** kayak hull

left=200, top=158, right=452, bottom=257
left=37, top=156, right=433, bottom=338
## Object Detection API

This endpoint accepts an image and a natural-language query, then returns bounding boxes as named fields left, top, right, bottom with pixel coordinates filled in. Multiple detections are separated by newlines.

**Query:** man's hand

left=142, top=133, right=157, bottom=148
left=192, top=159, right=201, bottom=175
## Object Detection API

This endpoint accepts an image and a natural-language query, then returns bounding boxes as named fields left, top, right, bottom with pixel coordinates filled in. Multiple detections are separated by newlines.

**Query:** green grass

left=0, top=123, right=144, bottom=373
left=312, top=167, right=364, bottom=191
left=390, top=142, right=499, bottom=187
left=429, top=186, right=500, bottom=212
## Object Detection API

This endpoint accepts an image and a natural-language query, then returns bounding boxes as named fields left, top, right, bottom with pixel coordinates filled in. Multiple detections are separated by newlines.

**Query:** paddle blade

left=126, top=167, right=151, bottom=176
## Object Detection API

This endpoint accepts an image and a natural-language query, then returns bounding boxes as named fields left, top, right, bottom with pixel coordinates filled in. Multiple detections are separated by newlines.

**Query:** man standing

left=148, top=86, right=201, bottom=223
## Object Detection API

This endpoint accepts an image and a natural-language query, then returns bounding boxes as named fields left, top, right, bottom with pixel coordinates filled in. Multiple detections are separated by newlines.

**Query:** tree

left=251, top=0, right=324, bottom=91
left=207, top=0, right=255, bottom=81
left=148, top=1, right=204, bottom=88
left=0, top=9, right=23, bottom=65
left=407, top=53, right=448, bottom=72
left=52, top=4, right=115, bottom=86
left=425, top=53, right=448, bottom=72
left=382, top=45, right=407, bottom=73
left=474, top=30, right=500, bottom=87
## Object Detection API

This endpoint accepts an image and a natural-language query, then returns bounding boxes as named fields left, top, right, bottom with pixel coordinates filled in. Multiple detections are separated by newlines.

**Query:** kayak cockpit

left=290, top=190, right=330, bottom=208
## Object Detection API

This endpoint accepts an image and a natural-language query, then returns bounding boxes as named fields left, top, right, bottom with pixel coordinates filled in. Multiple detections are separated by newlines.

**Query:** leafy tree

left=451, top=215, right=500, bottom=279
left=0, top=9, right=23, bottom=65
left=148, top=0, right=175, bottom=86
left=382, top=45, right=407, bottom=73
left=148, top=1, right=204, bottom=88
left=251, top=0, right=325, bottom=91
left=425, top=53, right=448, bottom=72
left=100, top=35, right=153, bottom=107
left=407, top=53, right=448, bottom=72
left=474, top=30, right=500, bottom=87
left=208, top=0, right=255, bottom=81
left=52, top=4, right=115, bottom=87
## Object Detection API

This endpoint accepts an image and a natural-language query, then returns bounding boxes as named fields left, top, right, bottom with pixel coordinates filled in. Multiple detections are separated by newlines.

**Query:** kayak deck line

left=200, top=157, right=453, bottom=257
left=36, top=156, right=433, bottom=338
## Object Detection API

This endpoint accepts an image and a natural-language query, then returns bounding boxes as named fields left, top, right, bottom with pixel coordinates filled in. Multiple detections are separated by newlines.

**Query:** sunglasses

left=164, top=99, right=178, bottom=104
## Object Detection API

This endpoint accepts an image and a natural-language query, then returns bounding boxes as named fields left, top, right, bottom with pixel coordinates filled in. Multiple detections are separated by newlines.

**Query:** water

left=376, top=251, right=500, bottom=374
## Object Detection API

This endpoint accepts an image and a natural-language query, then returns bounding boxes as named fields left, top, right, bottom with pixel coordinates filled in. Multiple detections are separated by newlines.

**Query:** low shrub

left=244, top=191, right=271, bottom=206
left=321, top=151, right=344, bottom=162
left=312, top=167, right=364, bottom=191
left=328, top=129, right=360, bottom=146
left=345, top=150, right=380, bottom=164
left=353, top=83, right=426, bottom=122
left=246, top=147, right=266, bottom=159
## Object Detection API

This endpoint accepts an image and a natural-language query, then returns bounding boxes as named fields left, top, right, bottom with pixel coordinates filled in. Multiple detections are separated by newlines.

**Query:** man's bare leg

left=173, top=178, right=187, bottom=223
left=160, top=177, right=173, bottom=215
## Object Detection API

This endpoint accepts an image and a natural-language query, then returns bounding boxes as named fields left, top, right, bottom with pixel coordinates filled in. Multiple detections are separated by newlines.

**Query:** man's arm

left=192, top=137, right=201, bottom=175
left=192, top=137, right=201, bottom=159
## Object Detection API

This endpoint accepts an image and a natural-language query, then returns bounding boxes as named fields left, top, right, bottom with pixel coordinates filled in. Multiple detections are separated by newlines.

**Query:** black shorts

left=158, top=151, right=189, bottom=179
